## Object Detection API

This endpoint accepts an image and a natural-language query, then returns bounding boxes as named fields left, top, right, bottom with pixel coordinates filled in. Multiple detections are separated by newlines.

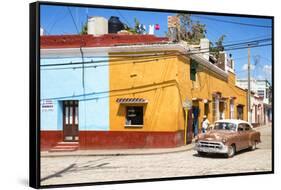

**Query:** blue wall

left=40, top=56, right=109, bottom=131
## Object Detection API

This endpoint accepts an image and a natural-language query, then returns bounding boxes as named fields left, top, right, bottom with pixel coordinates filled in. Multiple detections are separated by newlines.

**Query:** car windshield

left=214, top=122, right=236, bottom=131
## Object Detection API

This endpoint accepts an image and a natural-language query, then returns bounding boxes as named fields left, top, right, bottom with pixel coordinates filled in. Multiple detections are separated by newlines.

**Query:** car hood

left=198, top=130, right=236, bottom=141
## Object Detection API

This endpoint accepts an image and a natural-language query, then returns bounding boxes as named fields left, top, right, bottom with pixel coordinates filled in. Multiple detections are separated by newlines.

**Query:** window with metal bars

left=125, top=106, right=143, bottom=126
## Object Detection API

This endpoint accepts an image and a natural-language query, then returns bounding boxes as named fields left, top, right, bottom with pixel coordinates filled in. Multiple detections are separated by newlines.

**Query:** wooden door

left=63, top=100, right=79, bottom=141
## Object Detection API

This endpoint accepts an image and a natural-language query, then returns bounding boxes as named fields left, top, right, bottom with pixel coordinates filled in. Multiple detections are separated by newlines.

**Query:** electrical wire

left=67, top=6, right=86, bottom=89
left=41, top=56, right=176, bottom=71
left=41, top=38, right=271, bottom=64
left=117, top=10, right=132, bottom=29
left=223, top=35, right=270, bottom=44
left=40, top=41, right=272, bottom=68
left=67, top=7, right=80, bottom=34
left=48, top=9, right=69, bottom=34
left=193, top=15, right=272, bottom=28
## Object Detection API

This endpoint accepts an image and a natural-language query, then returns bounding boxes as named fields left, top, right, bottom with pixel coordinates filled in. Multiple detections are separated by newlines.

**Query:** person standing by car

left=201, top=115, right=210, bottom=134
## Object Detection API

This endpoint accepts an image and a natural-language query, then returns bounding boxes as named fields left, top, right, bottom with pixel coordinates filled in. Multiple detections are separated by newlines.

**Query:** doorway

left=237, top=105, right=244, bottom=120
left=63, top=100, right=79, bottom=141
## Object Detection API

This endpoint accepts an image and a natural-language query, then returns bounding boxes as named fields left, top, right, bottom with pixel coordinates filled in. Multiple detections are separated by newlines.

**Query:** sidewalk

left=255, top=123, right=272, bottom=129
left=41, top=142, right=194, bottom=158
left=41, top=123, right=271, bottom=158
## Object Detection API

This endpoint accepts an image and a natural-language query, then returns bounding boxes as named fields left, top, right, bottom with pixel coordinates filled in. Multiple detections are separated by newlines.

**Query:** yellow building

left=108, top=40, right=247, bottom=148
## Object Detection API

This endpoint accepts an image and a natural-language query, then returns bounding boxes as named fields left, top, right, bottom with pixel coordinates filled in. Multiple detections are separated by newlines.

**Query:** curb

left=41, top=145, right=194, bottom=158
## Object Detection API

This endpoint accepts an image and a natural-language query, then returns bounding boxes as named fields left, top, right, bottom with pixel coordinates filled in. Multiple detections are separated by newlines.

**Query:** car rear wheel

left=226, top=145, right=236, bottom=158
left=250, top=141, right=257, bottom=151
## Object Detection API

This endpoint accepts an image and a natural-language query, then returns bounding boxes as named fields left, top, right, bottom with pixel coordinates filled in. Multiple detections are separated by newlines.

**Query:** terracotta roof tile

left=40, top=34, right=169, bottom=49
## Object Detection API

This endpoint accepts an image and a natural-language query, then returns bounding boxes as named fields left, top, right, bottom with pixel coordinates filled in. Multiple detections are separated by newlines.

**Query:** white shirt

left=202, top=119, right=210, bottom=129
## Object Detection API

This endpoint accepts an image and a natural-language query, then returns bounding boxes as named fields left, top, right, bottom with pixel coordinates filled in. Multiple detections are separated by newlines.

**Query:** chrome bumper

left=194, top=140, right=228, bottom=154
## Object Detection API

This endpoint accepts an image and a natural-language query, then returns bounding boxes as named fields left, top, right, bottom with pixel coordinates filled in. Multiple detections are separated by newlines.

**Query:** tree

left=210, top=34, right=226, bottom=59
left=124, top=17, right=144, bottom=34
left=177, top=14, right=207, bottom=44
left=80, top=22, right=88, bottom=35
left=215, top=34, right=226, bottom=51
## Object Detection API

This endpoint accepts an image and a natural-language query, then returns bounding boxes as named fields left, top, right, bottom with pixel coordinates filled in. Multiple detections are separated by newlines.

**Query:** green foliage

left=177, top=14, right=207, bottom=44
left=210, top=34, right=226, bottom=59
left=80, top=22, right=88, bottom=35
left=124, top=17, right=142, bottom=34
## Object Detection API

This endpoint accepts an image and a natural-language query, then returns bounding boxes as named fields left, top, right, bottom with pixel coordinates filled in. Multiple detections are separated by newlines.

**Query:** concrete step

left=51, top=145, right=78, bottom=149
left=57, top=141, right=79, bottom=145
left=49, top=141, right=79, bottom=152
left=49, top=147, right=78, bottom=152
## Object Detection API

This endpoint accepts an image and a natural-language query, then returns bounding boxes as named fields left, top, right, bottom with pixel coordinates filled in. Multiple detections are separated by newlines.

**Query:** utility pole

left=247, top=44, right=252, bottom=123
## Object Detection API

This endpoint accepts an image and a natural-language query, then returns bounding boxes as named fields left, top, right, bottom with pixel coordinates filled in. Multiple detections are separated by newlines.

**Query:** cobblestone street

left=41, top=125, right=272, bottom=186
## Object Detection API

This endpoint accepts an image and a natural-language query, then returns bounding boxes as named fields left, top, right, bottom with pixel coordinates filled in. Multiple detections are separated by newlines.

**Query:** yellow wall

left=109, top=51, right=247, bottom=132
left=178, top=54, right=247, bottom=127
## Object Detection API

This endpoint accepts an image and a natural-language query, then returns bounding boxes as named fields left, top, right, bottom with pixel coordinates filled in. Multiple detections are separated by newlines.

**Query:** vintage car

left=194, top=119, right=261, bottom=158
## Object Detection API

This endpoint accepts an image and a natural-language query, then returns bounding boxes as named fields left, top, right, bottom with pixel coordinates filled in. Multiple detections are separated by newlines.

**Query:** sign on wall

left=41, top=100, right=54, bottom=112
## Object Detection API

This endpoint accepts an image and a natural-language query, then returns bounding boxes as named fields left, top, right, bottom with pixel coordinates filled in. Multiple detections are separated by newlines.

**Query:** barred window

left=126, top=106, right=143, bottom=126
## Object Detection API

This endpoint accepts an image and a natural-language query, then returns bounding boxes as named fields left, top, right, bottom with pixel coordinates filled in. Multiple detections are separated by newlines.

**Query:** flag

left=155, top=24, right=160, bottom=30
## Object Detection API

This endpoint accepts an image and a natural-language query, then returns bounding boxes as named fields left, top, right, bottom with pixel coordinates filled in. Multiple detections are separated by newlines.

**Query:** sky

left=40, top=4, right=273, bottom=83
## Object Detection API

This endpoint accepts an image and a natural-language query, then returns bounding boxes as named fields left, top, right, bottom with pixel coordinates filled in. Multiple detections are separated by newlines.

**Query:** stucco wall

left=109, top=51, right=248, bottom=133
left=40, top=56, right=109, bottom=131
left=109, top=52, right=182, bottom=132
left=177, top=55, right=248, bottom=127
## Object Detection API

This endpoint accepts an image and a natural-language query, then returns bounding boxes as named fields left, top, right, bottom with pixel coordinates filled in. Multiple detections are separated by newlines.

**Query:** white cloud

left=263, top=65, right=272, bottom=74
left=263, top=65, right=272, bottom=82
left=256, top=75, right=264, bottom=80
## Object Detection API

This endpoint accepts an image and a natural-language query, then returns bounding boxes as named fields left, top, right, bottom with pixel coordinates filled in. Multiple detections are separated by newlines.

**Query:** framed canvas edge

left=29, top=1, right=275, bottom=189
left=29, top=1, right=41, bottom=189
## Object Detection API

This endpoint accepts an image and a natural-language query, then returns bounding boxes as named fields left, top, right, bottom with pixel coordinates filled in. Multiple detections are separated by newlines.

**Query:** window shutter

left=190, top=59, right=198, bottom=81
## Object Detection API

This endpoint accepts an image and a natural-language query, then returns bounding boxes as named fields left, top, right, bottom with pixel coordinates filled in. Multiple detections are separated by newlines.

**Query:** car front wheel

left=197, top=151, right=207, bottom=156
left=226, top=145, right=236, bottom=158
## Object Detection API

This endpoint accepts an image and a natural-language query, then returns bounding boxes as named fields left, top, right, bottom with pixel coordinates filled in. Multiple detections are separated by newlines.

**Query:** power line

left=40, top=42, right=271, bottom=69
left=223, top=35, right=270, bottom=44
left=67, top=6, right=86, bottom=89
left=233, top=55, right=272, bottom=64
left=39, top=36, right=271, bottom=70
left=41, top=55, right=176, bottom=69
left=40, top=36, right=271, bottom=62
left=192, top=17, right=271, bottom=47
left=67, top=7, right=80, bottom=34
left=207, top=38, right=271, bottom=50
left=222, top=43, right=271, bottom=51
left=259, top=56, right=272, bottom=63
left=193, top=15, right=272, bottom=28
left=47, top=8, right=69, bottom=34
left=40, top=42, right=272, bottom=68
left=117, top=10, right=132, bottom=28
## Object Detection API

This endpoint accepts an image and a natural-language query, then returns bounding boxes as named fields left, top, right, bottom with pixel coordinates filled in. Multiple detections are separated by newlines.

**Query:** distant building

left=236, top=79, right=272, bottom=125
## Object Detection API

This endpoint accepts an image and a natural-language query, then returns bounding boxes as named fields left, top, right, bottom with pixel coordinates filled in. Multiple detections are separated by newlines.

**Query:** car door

left=243, top=123, right=253, bottom=148
left=236, top=124, right=247, bottom=151
left=238, top=123, right=249, bottom=150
